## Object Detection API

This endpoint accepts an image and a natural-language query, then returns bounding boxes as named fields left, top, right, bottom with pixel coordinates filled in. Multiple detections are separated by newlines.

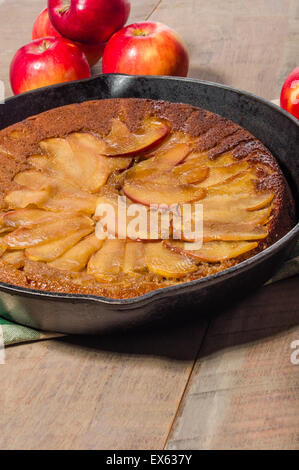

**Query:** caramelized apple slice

left=1, top=250, right=25, bottom=268
left=28, top=155, right=49, bottom=170
left=3, top=209, right=63, bottom=228
left=206, top=171, right=257, bottom=196
left=144, top=241, right=197, bottom=278
left=15, top=170, right=69, bottom=192
left=202, top=193, right=274, bottom=213
left=104, top=118, right=170, bottom=156
left=171, top=160, right=210, bottom=184
left=25, top=226, right=93, bottom=262
left=199, top=161, right=249, bottom=188
left=68, top=133, right=132, bottom=174
left=49, top=233, right=105, bottom=272
left=4, top=216, right=93, bottom=249
left=199, top=205, right=271, bottom=225
left=123, top=241, right=146, bottom=274
left=5, top=189, right=50, bottom=209
left=203, top=222, right=268, bottom=242
left=40, top=137, right=86, bottom=187
left=0, top=237, right=7, bottom=256
left=186, top=151, right=235, bottom=167
left=124, top=180, right=206, bottom=206
left=63, top=133, right=130, bottom=193
left=164, top=240, right=258, bottom=262
left=87, top=239, right=125, bottom=281
left=41, top=193, right=97, bottom=215
left=126, top=143, right=191, bottom=181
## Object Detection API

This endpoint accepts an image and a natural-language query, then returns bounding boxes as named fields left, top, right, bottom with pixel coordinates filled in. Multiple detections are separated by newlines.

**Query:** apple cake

left=0, top=98, right=295, bottom=298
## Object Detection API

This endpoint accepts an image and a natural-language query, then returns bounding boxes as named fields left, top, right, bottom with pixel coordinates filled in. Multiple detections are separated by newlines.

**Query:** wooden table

left=0, top=0, right=298, bottom=450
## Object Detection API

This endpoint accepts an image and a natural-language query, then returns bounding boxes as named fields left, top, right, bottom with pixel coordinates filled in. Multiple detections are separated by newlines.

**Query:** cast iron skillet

left=0, top=74, right=298, bottom=334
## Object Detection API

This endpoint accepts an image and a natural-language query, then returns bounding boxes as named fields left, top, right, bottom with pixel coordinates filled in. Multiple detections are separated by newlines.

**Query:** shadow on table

left=56, top=276, right=299, bottom=361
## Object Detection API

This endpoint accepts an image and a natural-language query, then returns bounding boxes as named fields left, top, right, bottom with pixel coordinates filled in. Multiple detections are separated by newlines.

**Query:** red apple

left=48, top=0, right=131, bottom=44
left=32, top=8, right=106, bottom=66
left=280, top=67, right=299, bottom=120
left=10, top=37, right=91, bottom=95
left=102, top=22, right=189, bottom=77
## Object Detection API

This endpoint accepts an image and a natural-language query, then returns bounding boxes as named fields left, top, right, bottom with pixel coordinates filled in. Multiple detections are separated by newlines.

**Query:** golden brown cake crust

left=0, top=98, right=295, bottom=298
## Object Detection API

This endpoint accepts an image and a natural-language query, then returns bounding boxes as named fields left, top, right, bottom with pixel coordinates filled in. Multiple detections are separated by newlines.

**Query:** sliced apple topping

left=164, top=240, right=258, bottom=263
left=123, top=241, right=146, bottom=274
left=125, top=143, right=191, bottom=181
left=49, top=233, right=105, bottom=272
left=3, top=209, right=63, bottom=228
left=144, top=241, right=197, bottom=278
left=199, top=161, right=249, bottom=188
left=203, top=222, right=268, bottom=242
left=103, top=118, right=170, bottom=156
left=25, top=226, right=93, bottom=262
left=96, top=192, right=172, bottom=240
left=202, top=193, right=274, bottom=213
left=4, top=215, right=93, bottom=249
left=196, top=205, right=272, bottom=226
left=87, top=239, right=126, bottom=281
left=5, top=189, right=50, bottom=209
left=0, top=117, right=276, bottom=288
left=124, top=181, right=206, bottom=207
left=1, top=250, right=25, bottom=268
left=123, top=143, right=207, bottom=206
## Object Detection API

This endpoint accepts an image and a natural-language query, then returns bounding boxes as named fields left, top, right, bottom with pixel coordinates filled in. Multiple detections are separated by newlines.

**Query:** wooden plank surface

left=167, top=276, right=299, bottom=450
left=0, top=0, right=299, bottom=450
left=0, top=321, right=207, bottom=450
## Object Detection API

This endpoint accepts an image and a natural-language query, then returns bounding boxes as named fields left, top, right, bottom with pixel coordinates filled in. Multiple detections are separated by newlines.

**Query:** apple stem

left=132, top=29, right=149, bottom=37
left=58, top=0, right=70, bottom=15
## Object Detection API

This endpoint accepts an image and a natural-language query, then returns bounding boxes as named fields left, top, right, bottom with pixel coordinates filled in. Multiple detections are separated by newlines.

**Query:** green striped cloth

left=0, top=99, right=297, bottom=348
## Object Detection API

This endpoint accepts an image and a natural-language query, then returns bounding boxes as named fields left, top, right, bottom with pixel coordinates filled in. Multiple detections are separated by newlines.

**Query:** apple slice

left=144, top=241, right=197, bottom=278
left=1, top=250, right=25, bottom=268
left=67, top=132, right=132, bottom=192
left=104, top=118, right=170, bottom=156
left=203, top=221, right=268, bottom=242
left=25, top=226, right=93, bottom=262
left=199, top=161, right=249, bottom=188
left=28, top=155, right=50, bottom=170
left=49, top=233, right=105, bottom=272
left=40, top=137, right=85, bottom=187
left=3, top=209, right=63, bottom=228
left=0, top=237, right=7, bottom=256
left=186, top=151, right=235, bottom=167
left=164, top=240, right=258, bottom=262
left=123, top=241, right=146, bottom=274
left=124, top=179, right=206, bottom=206
left=41, top=193, right=97, bottom=215
left=4, top=215, right=93, bottom=249
left=87, top=239, right=125, bottom=281
left=4, top=189, right=50, bottom=209
left=171, top=160, right=210, bottom=184
left=202, top=193, right=274, bottom=213
left=198, top=205, right=272, bottom=225
left=126, top=143, right=191, bottom=181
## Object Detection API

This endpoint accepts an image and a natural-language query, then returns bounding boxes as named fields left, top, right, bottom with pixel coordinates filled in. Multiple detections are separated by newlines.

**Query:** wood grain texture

left=0, top=0, right=299, bottom=451
left=149, top=0, right=299, bottom=100
left=0, top=321, right=208, bottom=450
left=166, top=276, right=299, bottom=450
